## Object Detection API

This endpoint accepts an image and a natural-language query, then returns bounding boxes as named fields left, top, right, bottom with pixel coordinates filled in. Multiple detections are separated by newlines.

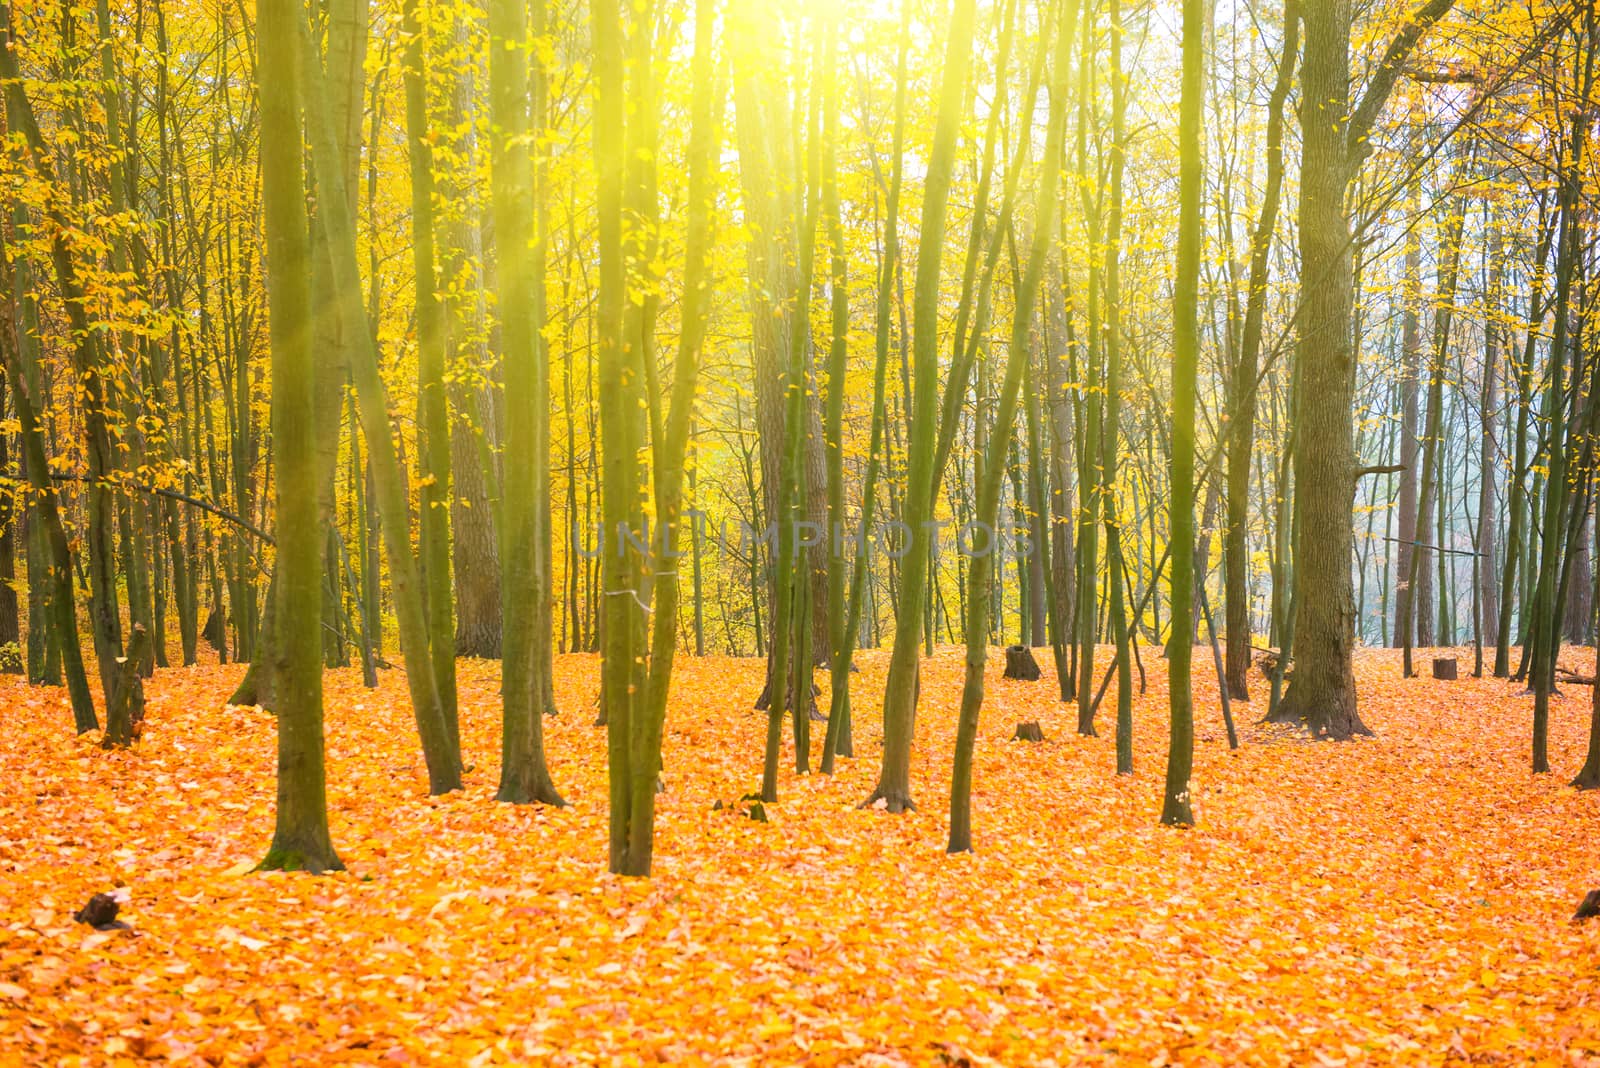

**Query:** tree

left=403, top=0, right=458, bottom=770
left=866, top=0, right=978, bottom=814
left=1223, top=0, right=1297, bottom=701
left=298, top=6, right=462, bottom=794
left=1162, top=0, right=1206, bottom=827
left=488, top=0, right=562, bottom=805
left=949, top=0, right=1077, bottom=854
left=822, top=1, right=913, bottom=775
left=1401, top=182, right=1468, bottom=679
left=636, top=0, right=722, bottom=870
left=1269, top=0, right=1456, bottom=739
left=0, top=0, right=141, bottom=735
left=256, top=0, right=341, bottom=874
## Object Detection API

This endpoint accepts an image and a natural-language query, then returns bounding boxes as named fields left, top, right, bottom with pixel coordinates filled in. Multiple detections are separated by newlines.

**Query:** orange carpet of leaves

left=2, top=646, right=1599, bottom=1066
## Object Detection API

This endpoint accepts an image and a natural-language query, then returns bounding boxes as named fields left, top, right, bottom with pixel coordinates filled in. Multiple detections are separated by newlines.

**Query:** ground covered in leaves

left=2, top=646, right=1599, bottom=1065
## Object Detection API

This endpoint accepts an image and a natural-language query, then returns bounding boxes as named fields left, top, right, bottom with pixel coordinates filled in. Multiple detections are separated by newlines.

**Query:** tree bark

left=257, top=0, right=342, bottom=874
left=1270, top=0, right=1456, bottom=738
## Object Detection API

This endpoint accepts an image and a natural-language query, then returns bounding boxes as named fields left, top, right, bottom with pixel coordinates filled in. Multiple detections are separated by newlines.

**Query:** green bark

left=1162, top=0, right=1205, bottom=829
left=868, top=0, right=978, bottom=814
left=298, top=12, right=461, bottom=794
left=257, top=0, right=341, bottom=874
left=949, top=0, right=1076, bottom=854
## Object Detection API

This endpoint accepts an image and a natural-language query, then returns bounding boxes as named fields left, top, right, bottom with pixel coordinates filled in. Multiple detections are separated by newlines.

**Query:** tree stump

left=202, top=607, right=227, bottom=656
left=1003, top=645, right=1041, bottom=681
left=102, top=625, right=151, bottom=748
left=1432, top=657, right=1458, bottom=681
left=754, top=676, right=822, bottom=718
left=1011, top=721, right=1046, bottom=743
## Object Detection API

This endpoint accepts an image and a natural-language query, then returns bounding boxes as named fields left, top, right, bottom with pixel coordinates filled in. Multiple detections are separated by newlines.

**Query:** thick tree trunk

left=451, top=398, right=501, bottom=658
left=489, top=0, right=562, bottom=805
left=1271, top=0, right=1363, bottom=737
left=1565, top=512, right=1593, bottom=645
left=258, top=0, right=342, bottom=874
left=1271, top=0, right=1455, bottom=737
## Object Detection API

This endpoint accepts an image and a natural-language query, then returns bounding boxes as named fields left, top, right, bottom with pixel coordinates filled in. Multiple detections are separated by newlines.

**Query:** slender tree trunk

left=299, top=9, right=461, bottom=794
left=402, top=0, right=458, bottom=757
left=1402, top=190, right=1467, bottom=677
left=1225, top=0, right=1297, bottom=700
left=0, top=6, right=131, bottom=720
left=824, top=3, right=913, bottom=775
left=0, top=245, right=96, bottom=729
left=867, top=0, right=978, bottom=814
left=1496, top=211, right=1555, bottom=676
left=1163, top=0, right=1205, bottom=827
left=1477, top=220, right=1504, bottom=660
left=630, top=0, right=720, bottom=873
left=1393, top=190, right=1423, bottom=651
left=950, top=0, right=1075, bottom=853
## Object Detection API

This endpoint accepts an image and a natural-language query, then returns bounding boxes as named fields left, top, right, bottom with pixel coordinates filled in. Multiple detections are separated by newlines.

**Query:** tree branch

left=36, top=474, right=275, bottom=545
left=1347, top=0, right=1458, bottom=164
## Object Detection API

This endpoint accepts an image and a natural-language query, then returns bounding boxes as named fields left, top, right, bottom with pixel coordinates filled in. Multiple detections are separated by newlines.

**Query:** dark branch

left=1380, top=535, right=1480, bottom=559
left=36, top=474, right=275, bottom=545
left=1404, top=64, right=1480, bottom=84
left=1347, top=0, right=1459, bottom=164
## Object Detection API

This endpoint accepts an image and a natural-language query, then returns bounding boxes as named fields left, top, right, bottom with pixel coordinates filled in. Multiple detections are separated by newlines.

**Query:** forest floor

left=1, top=645, right=1599, bottom=1065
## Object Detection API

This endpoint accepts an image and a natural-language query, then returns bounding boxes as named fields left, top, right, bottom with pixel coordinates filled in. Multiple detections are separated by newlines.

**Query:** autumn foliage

left=3, top=648, right=1598, bottom=1064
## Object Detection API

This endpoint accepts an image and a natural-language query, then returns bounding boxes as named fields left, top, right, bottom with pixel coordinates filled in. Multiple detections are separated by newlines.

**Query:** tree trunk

left=949, top=0, right=1074, bottom=852
left=1270, top=0, right=1455, bottom=737
left=868, top=0, right=978, bottom=814
left=445, top=8, right=502, bottom=660
left=1163, top=0, right=1204, bottom=827
left=1225, top=0, right=1297, bottom=699
left=488, top=0, right=563, bottom=805
left=1272, top=13, right=1351, bottom=729
left=299, top=6, right=461, bottom=794
left=257, top=0, right=342, bottom=874
left=1402, top=188, right=1467, bottom=676
left=402, top=0, right=459, bottom=764
left=1393, top=184, right=1423, bottom=650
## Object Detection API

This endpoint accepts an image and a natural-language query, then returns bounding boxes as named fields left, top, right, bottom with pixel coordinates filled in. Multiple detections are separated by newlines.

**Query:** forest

left=1, top=0, right=1599, bottom=1061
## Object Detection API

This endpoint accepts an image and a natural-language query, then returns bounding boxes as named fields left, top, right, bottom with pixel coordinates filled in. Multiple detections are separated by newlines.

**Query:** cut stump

left=1003, top=645, right=1041, bottom=681
left=1011, top=721, right=1046, bottom=743
left=1432, top=657, right=1458, bottom=681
